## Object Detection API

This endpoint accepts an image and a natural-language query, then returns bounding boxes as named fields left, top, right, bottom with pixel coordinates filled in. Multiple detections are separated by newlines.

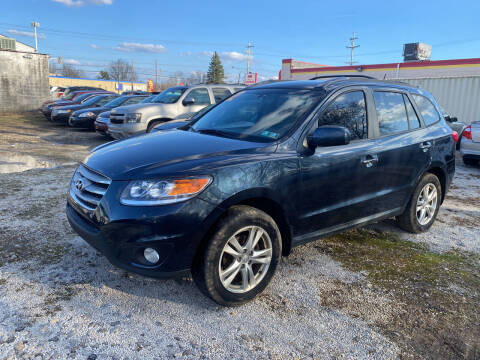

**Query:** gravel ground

left=0, top=113, right=479, bottom=359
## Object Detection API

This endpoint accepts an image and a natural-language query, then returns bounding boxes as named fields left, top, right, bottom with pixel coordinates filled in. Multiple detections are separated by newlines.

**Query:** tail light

left=463, top=125, right=472, bottom=140
left=452, top=130, right=459, bottom=143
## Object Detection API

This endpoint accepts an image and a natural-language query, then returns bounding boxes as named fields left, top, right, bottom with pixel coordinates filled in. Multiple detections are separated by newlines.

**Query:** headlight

left=120, top=177, right=212, bottom=205
left=57, top=109, right=71, bottom=114
left=126, top=113, right=142, bottom=123
left=79, top=112, right=95, bottom=118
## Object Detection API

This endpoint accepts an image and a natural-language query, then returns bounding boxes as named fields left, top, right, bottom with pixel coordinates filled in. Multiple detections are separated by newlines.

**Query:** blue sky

left=2, top=0, right=480, bottom=82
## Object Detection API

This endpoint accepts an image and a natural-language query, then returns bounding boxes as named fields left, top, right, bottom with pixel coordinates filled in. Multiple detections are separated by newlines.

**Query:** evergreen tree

left=207, top=52, right=224, bottom=83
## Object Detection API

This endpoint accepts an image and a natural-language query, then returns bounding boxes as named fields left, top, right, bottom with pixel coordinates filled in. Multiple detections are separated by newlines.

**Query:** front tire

left=396, top=173, right=442, bottom=233
left=192, top=205, right=281, bottom=306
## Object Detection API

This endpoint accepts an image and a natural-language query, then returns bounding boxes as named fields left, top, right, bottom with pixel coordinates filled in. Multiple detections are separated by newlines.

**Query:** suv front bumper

left=107, top=123, right=146, bottom=139
left=66, top=186, right=218, bottom=278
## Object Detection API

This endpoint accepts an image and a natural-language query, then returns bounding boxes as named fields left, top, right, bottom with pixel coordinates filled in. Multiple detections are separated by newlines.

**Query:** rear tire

left=463, top=156, right=478, bottom=166
left=396, top=173, right=442, bottom=234
left=192, top=205, right=281, bottom=306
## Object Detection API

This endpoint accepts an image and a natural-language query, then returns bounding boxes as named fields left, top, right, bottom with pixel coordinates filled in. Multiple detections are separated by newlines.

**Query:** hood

left=74, top=106, right=107, bottom=115
left=56, top=103, right=93, bottom=111
left=83, top=130, right=275, bottom=180
left=111, top=102, right=168, bottom=114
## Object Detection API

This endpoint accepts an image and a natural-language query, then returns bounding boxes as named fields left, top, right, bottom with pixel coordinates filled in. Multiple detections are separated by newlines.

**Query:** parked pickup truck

left=107, top=84, right=244, bottom=139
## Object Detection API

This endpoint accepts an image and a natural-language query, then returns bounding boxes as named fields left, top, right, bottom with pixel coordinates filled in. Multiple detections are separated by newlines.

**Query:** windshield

left=104, top=96, right=128, bottom=108
left=191, top=89, right=322, bottom=142
left=141, top=95, right=155, bottom=103
left=82, top=95, right=104, bottom=106
left=153, top=87, right=187, bottom=104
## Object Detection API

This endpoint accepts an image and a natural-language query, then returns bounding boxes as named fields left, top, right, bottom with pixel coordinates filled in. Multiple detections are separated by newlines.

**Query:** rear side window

left=317, top=91, right=368, bottom=140
left=412, top=94, right=440, bottom=126
left=404, top=95, right=420, bottom=129
left=212, top=88, right=232, bottom=103
left=374, top=91, right=409, bottom=136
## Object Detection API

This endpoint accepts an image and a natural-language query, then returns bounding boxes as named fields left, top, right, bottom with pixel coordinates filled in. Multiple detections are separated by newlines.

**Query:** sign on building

left=245, top=72, right=258, bottom=85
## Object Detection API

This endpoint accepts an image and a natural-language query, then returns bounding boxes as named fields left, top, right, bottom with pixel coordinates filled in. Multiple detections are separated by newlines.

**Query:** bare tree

left=106, top=59, right=137, bottom=82
left=59, top=64, right=84, bottom=78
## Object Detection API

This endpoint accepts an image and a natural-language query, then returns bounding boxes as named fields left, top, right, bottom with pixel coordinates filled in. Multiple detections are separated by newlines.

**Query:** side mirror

left=307, top=126, right=351, bottom=148
left=450, top=116, right=458, bottom=122
left=183, top=97, right=195, bottom=106
left=444, top=115, right=451, bottom=122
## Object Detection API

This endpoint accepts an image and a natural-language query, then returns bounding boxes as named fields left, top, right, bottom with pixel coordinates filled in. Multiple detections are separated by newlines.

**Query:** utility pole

left=131, top=59, right=134, bottom=91
left=31, top=22, right=40, bottom=52
left=346, top=32, right=359, bottom=66
left=246, top=42, right=254, bottom=74
left=155, top=60, right=158, bottom=91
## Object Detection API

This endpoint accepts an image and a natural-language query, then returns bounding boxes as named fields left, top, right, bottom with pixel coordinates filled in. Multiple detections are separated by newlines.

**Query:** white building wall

left=401, top=76, right=480, bottom=124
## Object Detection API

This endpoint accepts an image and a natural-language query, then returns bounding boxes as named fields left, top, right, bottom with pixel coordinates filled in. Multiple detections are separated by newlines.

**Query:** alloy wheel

left=416, top=183, right=438, bottom=226
left=218, top=226, right=272, bottom=294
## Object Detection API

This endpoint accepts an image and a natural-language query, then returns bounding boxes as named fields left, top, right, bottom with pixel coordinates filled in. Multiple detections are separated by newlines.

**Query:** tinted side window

left=412, top=94, right=440, bottom=126
left=317, top=91, right=367, bottom=140
left=404, top=95, right=420, bottom=129
left=98, top=96, right=116, bottom=106
left=185, top=88, right=211, bottom=105
left=212, top=88, right=232, bottom=103
left=374, top=92, right=409, bottom=136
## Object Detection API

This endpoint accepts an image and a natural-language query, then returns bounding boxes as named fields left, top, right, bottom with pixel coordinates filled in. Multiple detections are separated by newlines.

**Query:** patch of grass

left=317, top=228, right=479, bottom=290
left=315, top=228, right=480, bottom=359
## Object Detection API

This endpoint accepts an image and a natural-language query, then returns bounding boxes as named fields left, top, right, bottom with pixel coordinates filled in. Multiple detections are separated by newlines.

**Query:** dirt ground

left=0, top=113, right=479, bottom=359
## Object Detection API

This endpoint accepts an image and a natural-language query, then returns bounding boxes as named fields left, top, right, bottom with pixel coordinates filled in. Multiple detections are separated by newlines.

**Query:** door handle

left=420, top=141, right=432, bottom=152
left=361, top=154, right=378, bottom=168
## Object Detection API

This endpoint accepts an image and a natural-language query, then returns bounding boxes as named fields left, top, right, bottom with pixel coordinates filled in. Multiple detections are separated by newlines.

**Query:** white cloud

left=63, top=58, right=80, bottom=65
left=52, top=0, right=84, bottom=7
left=115, top=42, right=167, bottom=53
left=7, top=29, right=46, bottom=39
left=90, top=44, right=101, bottom=49
left=221, top=51, right=249, bottom=62
left=180, top=51, right=192, bottom=56
left=51, top=0, right=113, bottom=7
left=200, top=51, right=214, bottom=57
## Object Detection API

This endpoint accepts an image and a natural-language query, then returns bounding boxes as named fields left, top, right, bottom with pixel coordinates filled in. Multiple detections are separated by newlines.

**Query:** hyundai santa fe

left=66, top=77, right=456, bottom=306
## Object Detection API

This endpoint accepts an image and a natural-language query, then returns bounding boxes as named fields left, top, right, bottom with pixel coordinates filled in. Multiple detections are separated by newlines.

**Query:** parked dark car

left=42, top=91, right=112, bottom=120
left=69, top=95, right=147, bottom=129
left=440, top=107, right=467, bottom=149
left=51, top=94, right=119, bottom=123
left=66, top=77, right=455, bottom=305
left=151, top=104, right=214, bottom=133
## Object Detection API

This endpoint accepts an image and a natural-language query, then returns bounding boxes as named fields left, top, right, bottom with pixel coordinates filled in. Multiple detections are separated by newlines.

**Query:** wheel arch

left=193, top=190, right=293, bottom=270
left=147, top=117, right=173, bottom=130
left=426, top=165, right=447, bottom=203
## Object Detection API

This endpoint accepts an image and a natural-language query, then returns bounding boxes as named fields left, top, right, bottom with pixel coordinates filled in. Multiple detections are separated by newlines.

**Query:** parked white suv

left=107, top=84, right=244, bottom=139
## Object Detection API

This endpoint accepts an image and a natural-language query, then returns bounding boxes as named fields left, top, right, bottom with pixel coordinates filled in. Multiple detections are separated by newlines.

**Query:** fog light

left=144, top=248, right=160, bottom=264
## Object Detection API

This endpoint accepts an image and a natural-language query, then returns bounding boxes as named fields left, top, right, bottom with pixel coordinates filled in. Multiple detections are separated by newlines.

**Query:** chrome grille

left=110, top=113, right=125, bottom=124
left=70, top=164, right=111, bottom=211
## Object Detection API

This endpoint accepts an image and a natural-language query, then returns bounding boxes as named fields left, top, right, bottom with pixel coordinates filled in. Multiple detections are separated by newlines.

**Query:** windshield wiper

left=194, top=128, right=237, bottom=139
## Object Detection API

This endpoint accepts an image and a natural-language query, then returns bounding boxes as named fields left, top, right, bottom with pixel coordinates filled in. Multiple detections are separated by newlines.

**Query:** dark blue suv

left=66, top=77, right=456, bottom=305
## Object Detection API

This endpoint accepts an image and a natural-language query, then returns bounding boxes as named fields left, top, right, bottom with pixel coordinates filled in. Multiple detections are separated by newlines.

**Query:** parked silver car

left=459, top=121, right=480, bottom=165
left=107, top=84, right=244, bottom=139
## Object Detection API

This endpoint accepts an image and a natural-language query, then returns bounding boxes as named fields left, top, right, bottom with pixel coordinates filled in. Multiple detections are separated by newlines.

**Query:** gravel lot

left=0, top=113, right=479, bottom=359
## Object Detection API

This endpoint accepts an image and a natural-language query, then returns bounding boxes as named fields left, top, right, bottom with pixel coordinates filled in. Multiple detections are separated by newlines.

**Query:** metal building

left=279, top=57, right=480, bottom=124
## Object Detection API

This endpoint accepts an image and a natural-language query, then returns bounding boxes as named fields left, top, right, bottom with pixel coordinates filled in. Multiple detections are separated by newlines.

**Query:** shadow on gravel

left=317, top=228, right=480, bottom=359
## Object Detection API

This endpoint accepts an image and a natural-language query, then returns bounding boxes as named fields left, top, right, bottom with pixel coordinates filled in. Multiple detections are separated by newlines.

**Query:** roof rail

left=310, top=75, right=375, bottom=80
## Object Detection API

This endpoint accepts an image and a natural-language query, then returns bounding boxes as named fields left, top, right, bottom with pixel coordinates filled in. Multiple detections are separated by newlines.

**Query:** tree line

left=50, top=51, right=227, bottom=86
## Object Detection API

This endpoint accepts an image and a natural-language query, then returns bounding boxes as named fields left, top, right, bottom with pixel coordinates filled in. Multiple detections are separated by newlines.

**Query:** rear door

left=211, top=87, right=232, bottom=104
left=368, top=90, right=430, bottom=213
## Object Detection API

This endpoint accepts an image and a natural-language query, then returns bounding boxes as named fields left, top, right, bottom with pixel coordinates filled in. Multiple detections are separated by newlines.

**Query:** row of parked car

left=41, top=84, right=245, bottom=140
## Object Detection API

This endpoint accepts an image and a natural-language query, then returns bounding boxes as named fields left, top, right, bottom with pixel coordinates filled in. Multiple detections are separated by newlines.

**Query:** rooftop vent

left=403, top=43, right=431, bottom=62
left=0, top=37, right=16, bottom=51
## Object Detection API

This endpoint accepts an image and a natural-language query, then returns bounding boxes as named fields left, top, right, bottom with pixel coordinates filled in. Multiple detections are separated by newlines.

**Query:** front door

left=182, top=87, right=212, bottom=114
left=294, top=89, right=382, bottom=242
